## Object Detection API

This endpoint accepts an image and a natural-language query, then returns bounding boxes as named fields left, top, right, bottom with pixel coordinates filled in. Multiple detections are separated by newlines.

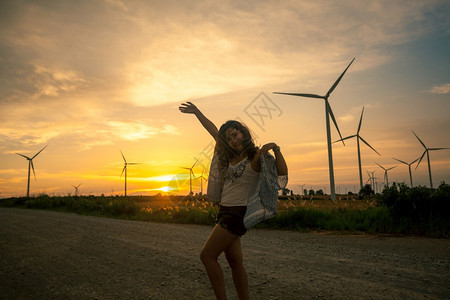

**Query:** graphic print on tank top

left=224, top=158, right=248, bottom=185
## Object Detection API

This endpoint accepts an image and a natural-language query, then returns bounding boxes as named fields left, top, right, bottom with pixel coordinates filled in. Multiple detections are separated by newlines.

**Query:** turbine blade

left=392, top=157, right=408, bottom=165
left=429, top=147, right=450, bottom=151
left=376, top=162, right=386, bottom=171
left=16, top=153, right=31, bottom=160
left=415, top=150, right=427, bottom=170
left=191, top=159, right=199, bottom=169
left=357, top=107, right=364, bottom=134
left=332, top=135, right=356, bottom=144
left=273, top=92, right=324, bottom=99
left=412, top=131, right=427, bottom=149
left=327, top=101, right=345, bottom=145
left=127, top=163, right=142, bottom=165
left=387, top=166, right=397, bottom=171
left=120, top=165, right=126, bottom=178
left=31, top=161, right=36, bottom=181
left=326, top=58, right=355, bottom=97
left=411, top=157, right=420, bottom=165
left=120, top=150, right=127, bottom=163
left=32, top=145, right=48, bottom=159
left=359, top=136, right=381, bottom=155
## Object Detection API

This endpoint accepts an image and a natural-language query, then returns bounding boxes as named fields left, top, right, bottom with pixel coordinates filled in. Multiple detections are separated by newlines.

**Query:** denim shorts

left=215, top=205, right=247, bottom=237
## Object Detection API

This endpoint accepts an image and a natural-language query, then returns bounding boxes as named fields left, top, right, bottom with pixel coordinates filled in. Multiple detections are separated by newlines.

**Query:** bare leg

left=225, top=238, right=249, bottom=300
left=200, top=225, right=238, bottom=300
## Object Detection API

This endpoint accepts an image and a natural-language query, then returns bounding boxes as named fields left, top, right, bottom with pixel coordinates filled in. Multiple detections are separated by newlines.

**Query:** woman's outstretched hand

left=179, top=101, right=199, bottom=114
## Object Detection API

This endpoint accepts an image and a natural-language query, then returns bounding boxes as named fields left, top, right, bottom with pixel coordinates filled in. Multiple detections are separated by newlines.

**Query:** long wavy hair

left=215, top=120, right=258, bottom=176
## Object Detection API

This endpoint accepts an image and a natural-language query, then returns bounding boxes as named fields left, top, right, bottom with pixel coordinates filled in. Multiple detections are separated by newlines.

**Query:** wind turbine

left=334, top=107, right=380, bottom=190
left=196, top=170, right=208, bottom=195
left=376, top=163, right=396, bottom=187
left=72, top=183, right=82, bottom=196
left=412, top=131, right=450, bottom=189
left=16, top=145, right=48, bottom=197
left=365, top=173, right=372, bottom=185
left=366, top=169, right=377, bottom=193
left=299, top=184, right=306, bottom=196
left=120, top=151, right=141, bottom=196
left=393, top=157, right=420, bottom=188
left=274, top=58, right=355, bottom=200
left=181, top=160, right=198, bottom=195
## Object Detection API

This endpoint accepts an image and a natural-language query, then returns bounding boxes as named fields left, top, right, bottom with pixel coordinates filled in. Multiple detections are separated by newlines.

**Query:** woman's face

left=225, top=127, right=244, bottom=153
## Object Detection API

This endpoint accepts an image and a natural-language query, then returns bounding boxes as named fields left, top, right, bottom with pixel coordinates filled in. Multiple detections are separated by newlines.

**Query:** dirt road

left=0, top=208, right=448, bottom=299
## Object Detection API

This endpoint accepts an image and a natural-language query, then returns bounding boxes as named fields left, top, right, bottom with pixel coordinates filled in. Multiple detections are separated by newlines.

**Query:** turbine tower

left=376, top=163, right=396, bottom=187
left=181, top=160, right=198, bottom=195
left=120, top=151, right=141, bottom=196
left=274, top=58, right=355, bottom=200
left=334, top=107, right=380, bottom=190
left=72, top=183, right=82, bottom=196
left=16, top=145, right=48, bottom=197
left=412, top=131, right=450, bottom=189
left=392, top=157, right=420, bottom=188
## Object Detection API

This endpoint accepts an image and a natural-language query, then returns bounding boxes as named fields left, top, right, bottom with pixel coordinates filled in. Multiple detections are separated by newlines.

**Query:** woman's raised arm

left=179, top=101, right=218, bottom=140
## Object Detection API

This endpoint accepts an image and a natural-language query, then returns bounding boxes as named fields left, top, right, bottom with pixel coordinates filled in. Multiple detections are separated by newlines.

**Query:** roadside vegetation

left=1, top=182, right=449, bottom=237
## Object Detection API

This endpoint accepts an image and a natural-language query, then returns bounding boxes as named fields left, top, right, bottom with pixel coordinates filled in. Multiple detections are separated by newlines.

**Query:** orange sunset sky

left=1, top=0, right=449, bottom=197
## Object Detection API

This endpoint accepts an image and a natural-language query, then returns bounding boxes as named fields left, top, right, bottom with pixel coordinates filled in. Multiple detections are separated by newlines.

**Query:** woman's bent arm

left=273, top=146, right=288, bottom=176
left=251, top=143, right=288, bottom=176
left=179, top=101, right=218, bottom=140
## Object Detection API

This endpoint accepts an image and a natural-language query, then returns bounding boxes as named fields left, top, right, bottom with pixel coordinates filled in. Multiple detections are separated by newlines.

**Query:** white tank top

left=220, top=158, right=260, bottom=207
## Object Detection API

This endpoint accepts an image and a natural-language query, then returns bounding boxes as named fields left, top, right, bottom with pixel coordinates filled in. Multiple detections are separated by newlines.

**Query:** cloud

left=105, top=121, right=179, bottom=141
left=428, top=83, right=450, bottom=94
left=0, top=103, right=180, bottom=151
left=104, top=0, right=128, bottom=12
left=1, top=0, right=444, bottom=110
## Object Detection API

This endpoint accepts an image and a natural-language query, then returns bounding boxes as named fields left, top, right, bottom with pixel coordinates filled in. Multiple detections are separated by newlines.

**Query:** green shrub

left=377, top=182, right=450, bottom=236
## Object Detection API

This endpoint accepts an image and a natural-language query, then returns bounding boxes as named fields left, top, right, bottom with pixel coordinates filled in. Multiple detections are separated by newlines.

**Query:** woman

left=179, top=101, right=288, bottom=300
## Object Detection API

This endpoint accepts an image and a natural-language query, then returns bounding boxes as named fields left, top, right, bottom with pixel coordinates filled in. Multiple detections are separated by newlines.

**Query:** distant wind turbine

left=274, top=58, right=355, bottom=200
left=72, top=183, right=82, bottom=196
left=334, top=107, right=380, bottom=190
left=412, top=131, right=450, bottom=189
left=393, top=157, right=420, bottom=188
left=196, top=170, right=208, bottom=195
left=120, top=151, right=141, bottom=196
left=376, top=163, right=396, bottom=187
left=365, top=173, right=372, bottom=185
left=300, top=184, right=306, bottom=195
left=180, top=160, right=198, bottom=195
left=366, top=170, right=378, bottom=193
left=16, top=145, right=48, bottom=197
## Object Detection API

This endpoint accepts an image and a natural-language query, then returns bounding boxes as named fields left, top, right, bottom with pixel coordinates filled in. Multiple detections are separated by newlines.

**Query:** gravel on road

left=0, top=208, right=449, bottom=299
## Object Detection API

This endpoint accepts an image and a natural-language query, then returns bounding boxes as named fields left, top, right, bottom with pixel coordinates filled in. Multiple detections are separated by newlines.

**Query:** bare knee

left=200, top=249, right=217, bottom=265
left=225, top=252, right=243, bottom=269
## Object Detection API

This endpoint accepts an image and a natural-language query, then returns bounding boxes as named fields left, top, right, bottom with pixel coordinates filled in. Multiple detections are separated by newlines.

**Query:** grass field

left=1, top=185, right=447, bottom=237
